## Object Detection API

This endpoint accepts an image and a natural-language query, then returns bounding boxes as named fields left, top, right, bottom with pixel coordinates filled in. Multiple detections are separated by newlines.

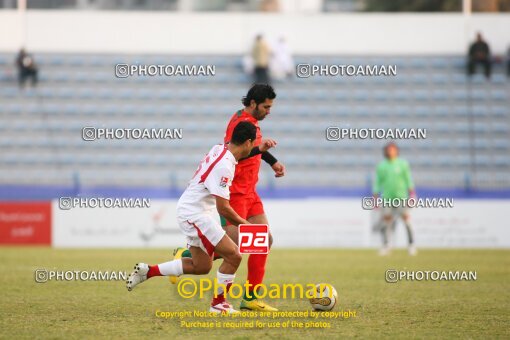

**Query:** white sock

left=216, top=271, right=235, bottom=297
left=158, top=260, right=183, bottom=276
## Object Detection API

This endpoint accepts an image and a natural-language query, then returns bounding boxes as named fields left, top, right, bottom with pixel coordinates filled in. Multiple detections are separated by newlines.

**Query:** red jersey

left=224, top=110, right=262, bottom=195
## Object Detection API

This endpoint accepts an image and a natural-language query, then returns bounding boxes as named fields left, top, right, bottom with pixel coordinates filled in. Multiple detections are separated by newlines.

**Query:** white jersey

left=177, top=144, right=237, bottom=218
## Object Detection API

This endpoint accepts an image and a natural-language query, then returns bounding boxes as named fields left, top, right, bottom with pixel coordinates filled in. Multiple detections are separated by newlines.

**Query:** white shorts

left=178, top=214, right=226, bottom=256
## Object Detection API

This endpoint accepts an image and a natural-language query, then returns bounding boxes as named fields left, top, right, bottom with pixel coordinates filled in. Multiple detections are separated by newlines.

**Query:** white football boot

left=408, top=245, right=418, bottom=256
left=126, top=263, right=150, bottom=291
left=209, top=301, right=239, bottom=314
left=378, top=246, right=391, bottom=256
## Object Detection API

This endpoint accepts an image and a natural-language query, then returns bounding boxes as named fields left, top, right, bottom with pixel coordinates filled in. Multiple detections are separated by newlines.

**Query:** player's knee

left=225, top=227, right=239, bottom=246
left=232, top=251, right=243, bottom=267
left=196, top=263, right=213, bottom=275
left=192, top=259, right=213, bottom=275
left=225, top=250, right=242, bottom=268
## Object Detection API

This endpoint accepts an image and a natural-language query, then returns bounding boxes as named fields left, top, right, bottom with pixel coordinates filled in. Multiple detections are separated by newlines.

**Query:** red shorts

left=223, top=192, right=265, bottom=226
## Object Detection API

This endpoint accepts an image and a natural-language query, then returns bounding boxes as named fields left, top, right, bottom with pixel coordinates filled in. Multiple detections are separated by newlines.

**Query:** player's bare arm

left=215, top=195, right=250, bottom=226
left=241, top=139, right=277, bottom=160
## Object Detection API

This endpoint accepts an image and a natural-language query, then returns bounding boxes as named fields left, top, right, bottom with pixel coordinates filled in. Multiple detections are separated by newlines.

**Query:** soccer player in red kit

left=172, top=84, right=284, bottom=311
left=222, top=84, right=284, bottom=311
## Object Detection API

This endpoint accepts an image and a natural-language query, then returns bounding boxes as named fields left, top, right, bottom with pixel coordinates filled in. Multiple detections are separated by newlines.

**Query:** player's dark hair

left=383, top=141, right=399, bottom=159
left=230, top=121, right=256, bottom=145
left=242, top=84, right=276, bottom=107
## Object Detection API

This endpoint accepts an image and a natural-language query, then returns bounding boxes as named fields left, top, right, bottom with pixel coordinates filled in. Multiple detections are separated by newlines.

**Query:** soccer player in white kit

left=126, top=121, right=276, bottom=313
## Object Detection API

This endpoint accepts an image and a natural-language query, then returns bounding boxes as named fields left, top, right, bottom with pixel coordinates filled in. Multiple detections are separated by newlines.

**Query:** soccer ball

left=309, top=283, right=338, bottom=311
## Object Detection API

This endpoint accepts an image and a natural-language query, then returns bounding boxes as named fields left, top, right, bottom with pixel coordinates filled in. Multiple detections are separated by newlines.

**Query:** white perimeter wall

left=52, top=199, right=510, bottom=248
left=0, top=11, right=509, bottom=55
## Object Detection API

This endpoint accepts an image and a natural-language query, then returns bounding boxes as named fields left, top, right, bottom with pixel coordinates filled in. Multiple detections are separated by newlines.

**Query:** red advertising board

left=0, top=202, right=52, bottom=245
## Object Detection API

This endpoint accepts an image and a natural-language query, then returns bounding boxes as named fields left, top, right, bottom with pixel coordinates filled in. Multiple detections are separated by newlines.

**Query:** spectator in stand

left=16, top=48, right=38, bottom=88
left=467, top=32, right=491, bottom=79
left=260, top=0, right=279, bottom=12
left=252, top=35, right=271, bottom=84
left=270, top=36, right=294, bottom=81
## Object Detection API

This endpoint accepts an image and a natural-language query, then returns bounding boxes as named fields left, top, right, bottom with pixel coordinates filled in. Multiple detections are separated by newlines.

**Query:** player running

left=173, top=84, right=284, bottom=312
left=126, top=121, right=277, bottom=313
left=373, top=142, right=417, bottom=256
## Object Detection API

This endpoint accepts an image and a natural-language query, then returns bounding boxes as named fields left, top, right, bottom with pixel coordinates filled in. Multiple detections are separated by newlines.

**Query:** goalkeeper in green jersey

left=373, top=142, right=417, bottom=256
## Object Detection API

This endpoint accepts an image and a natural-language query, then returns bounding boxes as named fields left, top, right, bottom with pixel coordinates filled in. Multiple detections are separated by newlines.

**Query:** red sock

left=211, top=294, right=225, bottom=306
left=147, top=265, right=161, bottom=279
left=247, top=254, right=268, bottom=293
left=211, top=282, right=232, bottom=306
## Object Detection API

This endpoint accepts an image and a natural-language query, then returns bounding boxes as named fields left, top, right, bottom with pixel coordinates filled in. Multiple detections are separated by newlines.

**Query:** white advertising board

left=53, top=198, right=510, bottom=248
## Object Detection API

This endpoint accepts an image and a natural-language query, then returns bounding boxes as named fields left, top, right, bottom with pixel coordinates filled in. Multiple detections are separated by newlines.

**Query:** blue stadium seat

left=492, top=124, right=509, bottom=134
left=471, top=89, right=489, bottom=101
left=472, top=106, right=489, bottom=117
left=452, top=106, right=468, bottom=116
left=7, top=103, right=22, bottom=114
left=491, top=106, right=507, bottom=117
left=492, top=74, right=505, bottom=84
left=430, top=57, right=450, bottom=69
left=431, top=74, right=448, bottom=84
left=452, top=74, right=466, bottom=84
left=474, top=138, right=490, bottom=149
left=409, top=58, right=427, bottom=69
left=53, top=72, right=71, bottom=82
left=470, top=74, right=485, bottom=84
left=433, top=106, right=449, bottom=116
left=412, top=90, right=428, bottom=101
left=453, top=89, right=467, bottom=101
left=431, top=90, right=448, bottom=101
left=411, top=74, right=427, bottom=85
left=493, top=139, right=510, bottom=149
left=1, top=53, right=509, bottom=189
left=491, top=90, right=507, bottom=101
left=494, top=156, right=510, bottom=167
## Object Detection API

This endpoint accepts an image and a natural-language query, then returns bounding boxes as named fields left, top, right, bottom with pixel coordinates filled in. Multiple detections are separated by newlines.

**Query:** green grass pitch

left=1, top=248, right=508, bottom=339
